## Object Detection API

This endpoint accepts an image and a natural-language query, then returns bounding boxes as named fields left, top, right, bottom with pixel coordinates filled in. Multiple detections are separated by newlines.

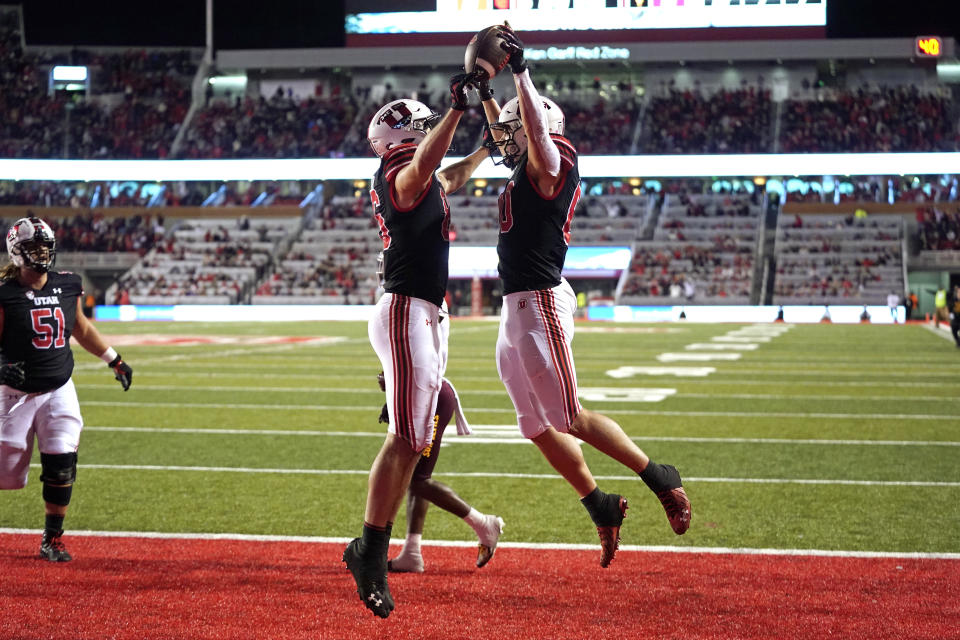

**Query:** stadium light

left=51, top=66, right=88, bottom=81
left=208, top=75, right=247, bottom=86
left=0, top=153, right=958, bottom=182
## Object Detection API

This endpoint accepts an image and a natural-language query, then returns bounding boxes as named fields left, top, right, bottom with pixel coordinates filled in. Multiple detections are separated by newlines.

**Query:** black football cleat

left=38, top=529, right=72, bottom=563
left=343, top=538, right=394, bottom=618
left=596, top=495, right=628, bottom=568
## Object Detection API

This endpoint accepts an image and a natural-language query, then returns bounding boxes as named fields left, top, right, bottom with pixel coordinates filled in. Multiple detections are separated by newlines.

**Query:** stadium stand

left=619, top=191, right=762, bottom=305
left=4, top=0, right=959, bottom=163
left=641, top=87, right=773, bottom=154
left=176, top=88, right=359, bottom=159
left=253, top=199, right=380, bottom=305
left=2, top=0, right=957, bottom=313
left=771, top=212, right=905, bottom=305
left=444, top=194, right=500, bottom=245
left=560, top=89, right=641, bottom=155
left=914, top=203, right=960, bottom=269
left=108, top=213, right=300, bottom=305
left=917, top=204, right=960, bottom=252
left=0, top=7, right=197, bottom=159
left=779, top=86, right=959, bottom=153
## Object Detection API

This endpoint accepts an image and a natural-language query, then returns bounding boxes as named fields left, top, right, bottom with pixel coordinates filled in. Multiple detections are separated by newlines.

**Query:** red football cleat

left=596, top=495, right=628, bottom=568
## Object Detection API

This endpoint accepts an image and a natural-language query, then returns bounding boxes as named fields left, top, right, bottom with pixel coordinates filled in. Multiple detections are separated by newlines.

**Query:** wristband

left=100, top=347, right=119, bottom=364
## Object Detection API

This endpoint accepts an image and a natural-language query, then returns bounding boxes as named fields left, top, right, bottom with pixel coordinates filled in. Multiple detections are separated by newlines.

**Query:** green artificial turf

left=2, top=320, right=958, bottom=553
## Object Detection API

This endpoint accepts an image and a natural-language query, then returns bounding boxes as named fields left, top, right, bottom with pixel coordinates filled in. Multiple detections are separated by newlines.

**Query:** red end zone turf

left=1, top=533, right=957, bottom=640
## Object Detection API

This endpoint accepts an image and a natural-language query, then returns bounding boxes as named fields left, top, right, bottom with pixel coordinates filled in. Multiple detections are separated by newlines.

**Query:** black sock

left=580, top=487, right=610, bottom=525
left=639, top=461, right=680, bottom=493
left=360, top=522, right=392, bottom=557
left=44, top=514, right=65, bottom=535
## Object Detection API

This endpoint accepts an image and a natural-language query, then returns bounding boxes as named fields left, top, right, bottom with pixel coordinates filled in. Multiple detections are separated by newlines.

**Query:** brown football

left=464, top=25, right=510, bottom=79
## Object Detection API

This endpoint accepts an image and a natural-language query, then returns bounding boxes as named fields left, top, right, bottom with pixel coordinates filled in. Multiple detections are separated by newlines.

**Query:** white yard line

left=673, top=392, right=960, bottom=402
left=73, top=361, right=960, bottom=374
left=74, top=383, right=960, bottom=403
left=71, top=371, right=959, bottom=389
left=81, top=425, right=960, bottom=447
left=78, top=401, right=958, bottom=420
left=1, top=527, right=957, bottom=560
left=85, top=426, right=390, bottom=437
left=26, top=462, right=960, bottom=487
left=72, top=338, right=358, bottom=370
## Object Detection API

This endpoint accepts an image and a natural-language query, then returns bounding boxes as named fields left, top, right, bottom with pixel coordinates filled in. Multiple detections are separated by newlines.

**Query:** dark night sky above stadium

left=11, top=0, right=960, bottom=48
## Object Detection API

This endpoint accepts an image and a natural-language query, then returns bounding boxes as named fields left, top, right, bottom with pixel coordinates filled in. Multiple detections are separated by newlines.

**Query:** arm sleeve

left=515, top=70, right=561, bottom=177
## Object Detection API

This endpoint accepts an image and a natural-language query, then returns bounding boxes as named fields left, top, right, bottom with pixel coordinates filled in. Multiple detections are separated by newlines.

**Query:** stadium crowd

left=177, top=87, right=358, bottom=159
left=916, top=205, right=960, bottom=251
left=1, top=12, right=196, bottom=159
left=643, top=87, right=772, bottom=154
left=0, top=212, right=164, bottom=254
left=4, top=2, right=957, bottom=161
left=780, top=86, right=957, bottom=153
left=1, top=5, right=957, bottom=310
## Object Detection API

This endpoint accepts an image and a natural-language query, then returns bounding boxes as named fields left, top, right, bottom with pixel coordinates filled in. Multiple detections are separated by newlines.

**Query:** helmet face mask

left=488, top=96, right=565, bottom=169
left=367, top=99, right=440, bottom=157
left=7, top=217, right=56, bottom=274
left=488, top=118, right=525, bottom=169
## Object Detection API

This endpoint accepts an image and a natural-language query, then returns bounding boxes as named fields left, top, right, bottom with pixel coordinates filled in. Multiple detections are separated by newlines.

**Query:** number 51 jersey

left=0, top=271, right=83, bottom=393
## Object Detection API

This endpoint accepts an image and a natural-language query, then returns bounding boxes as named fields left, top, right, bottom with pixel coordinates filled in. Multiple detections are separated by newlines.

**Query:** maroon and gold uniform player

left=0, top=217, right=132, bottom=563
left=342, top=73, right=477, bottom=620
left=441, top=25, right=691, bottom=569
left=375, top=369, right=504, bottom=574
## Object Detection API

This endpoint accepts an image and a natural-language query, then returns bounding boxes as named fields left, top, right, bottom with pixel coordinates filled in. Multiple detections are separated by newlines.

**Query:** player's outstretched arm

left=437, top=72, right=503, bottom=194
left=477, top=74, right=502, bottom=128
left=72, top=302, right=133, bottom=390
left=501, top=28, right=560, bottom=178
left=394, top=74, right=471, bottom=206
left=438, top=146, right=490, bottom=195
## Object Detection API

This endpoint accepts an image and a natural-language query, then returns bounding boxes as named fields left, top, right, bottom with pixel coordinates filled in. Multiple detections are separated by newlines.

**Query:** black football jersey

left=0, top=271, right=83, bottom=393
left=497, top=134, right=582, bottom=295
left=370, top=143, right=451, bottom=308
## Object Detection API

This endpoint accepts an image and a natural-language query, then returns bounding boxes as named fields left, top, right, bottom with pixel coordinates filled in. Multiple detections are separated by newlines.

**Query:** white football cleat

left=387, top=551, right=424, bottom=573
left=476, top=515, right=504, bottom=568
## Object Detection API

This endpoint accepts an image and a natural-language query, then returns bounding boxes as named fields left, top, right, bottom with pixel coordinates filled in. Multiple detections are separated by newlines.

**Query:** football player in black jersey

left=0, top=216, right=133, bottom=562
left=342, top=74, right=475, bottom=619
left=441, top=26, right=691, bottom=568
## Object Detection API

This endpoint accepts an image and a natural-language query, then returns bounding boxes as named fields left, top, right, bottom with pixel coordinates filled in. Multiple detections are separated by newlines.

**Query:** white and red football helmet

left=489, top=96, right=564, bottom=167
left=367, top=99, right=440, bottom=158
left=6, top=216, right=56, bottom=273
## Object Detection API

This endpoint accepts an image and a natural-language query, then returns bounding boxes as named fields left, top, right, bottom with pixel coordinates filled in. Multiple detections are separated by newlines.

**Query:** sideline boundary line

left=923, top=323, right=956, bottom=343
left=2, top=528, right=957, bottom=560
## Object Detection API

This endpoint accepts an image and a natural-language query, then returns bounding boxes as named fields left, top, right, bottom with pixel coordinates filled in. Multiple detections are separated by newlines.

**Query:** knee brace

left=40, top=452, right=77, bottom=485
left=40, top=452, right=76, bottom=506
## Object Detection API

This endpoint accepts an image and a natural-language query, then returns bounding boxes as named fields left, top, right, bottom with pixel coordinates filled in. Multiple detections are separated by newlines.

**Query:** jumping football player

left=440, top=26, right=691, bottom=568
left=342, top=73, right=476, bottom=619
left=0, top=216, right=133, bottom=562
